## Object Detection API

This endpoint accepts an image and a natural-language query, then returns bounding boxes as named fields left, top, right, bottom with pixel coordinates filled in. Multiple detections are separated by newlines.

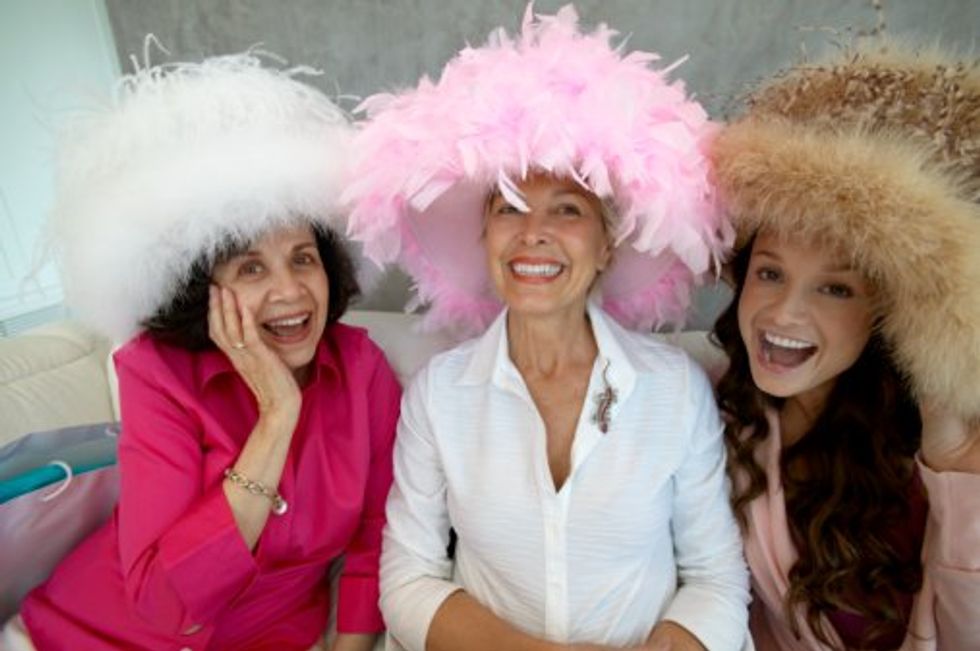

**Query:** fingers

left=240, top=297, right=262, bottom=350
left=208, top=284, right=226, bottom=349
left=209, top=284, right=246, bottom=353
left=919, top=399, right=980, bottom=472
left=221, top=286, right=245, bottom=348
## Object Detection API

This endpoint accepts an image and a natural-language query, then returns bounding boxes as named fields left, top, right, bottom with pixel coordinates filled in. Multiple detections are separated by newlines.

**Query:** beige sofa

left=0, top=309, right=724, bottom=638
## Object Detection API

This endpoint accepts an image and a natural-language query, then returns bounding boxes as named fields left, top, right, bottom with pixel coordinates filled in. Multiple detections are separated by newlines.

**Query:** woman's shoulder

left=113, top=332, right=197, bottom=376
left=414, top=336, right=481, bottom=383
left=327, top=321, right=381, bottom=357
left=614, top=326, right=704, bottom=379
left=325, top=321, right=399, bottom=379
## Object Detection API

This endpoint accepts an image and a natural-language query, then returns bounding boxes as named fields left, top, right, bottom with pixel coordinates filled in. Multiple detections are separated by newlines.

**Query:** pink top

left=22, top=323, right=401, bottom=651
left=742, top=410, right=980, bottom=650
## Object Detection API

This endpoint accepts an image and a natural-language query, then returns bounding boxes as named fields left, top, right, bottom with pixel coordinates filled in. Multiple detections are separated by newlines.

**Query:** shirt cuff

left=337, top=574, right=384, bottom=633
left=917, top=457, right=980, bottom=570
left=382, top=577, right=460, bottom=651
left=156, top=483, right=259, bottom=622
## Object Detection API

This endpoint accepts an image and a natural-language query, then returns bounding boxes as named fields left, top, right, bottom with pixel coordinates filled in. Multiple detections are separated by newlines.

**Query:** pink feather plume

left=343, top=3, right=730, bottom=335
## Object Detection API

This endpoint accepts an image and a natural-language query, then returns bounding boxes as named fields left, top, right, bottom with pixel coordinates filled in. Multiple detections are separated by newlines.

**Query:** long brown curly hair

left=713, top=241, right=926, bottom=650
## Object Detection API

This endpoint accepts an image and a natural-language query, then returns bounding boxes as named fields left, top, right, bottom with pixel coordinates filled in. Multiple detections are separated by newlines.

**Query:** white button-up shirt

left=380, top=305, right=749, bottom=651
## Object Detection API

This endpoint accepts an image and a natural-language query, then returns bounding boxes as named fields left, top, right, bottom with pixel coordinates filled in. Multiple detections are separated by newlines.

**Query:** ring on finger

left=232, top=341, right=246, bottom=350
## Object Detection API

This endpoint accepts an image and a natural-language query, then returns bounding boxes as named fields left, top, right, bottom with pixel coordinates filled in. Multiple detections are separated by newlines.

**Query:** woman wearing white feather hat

left=0, top=54, right=398, bottom=651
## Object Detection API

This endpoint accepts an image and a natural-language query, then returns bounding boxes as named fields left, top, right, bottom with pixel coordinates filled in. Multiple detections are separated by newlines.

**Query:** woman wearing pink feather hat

left=344, top=5, right=749, bottom=651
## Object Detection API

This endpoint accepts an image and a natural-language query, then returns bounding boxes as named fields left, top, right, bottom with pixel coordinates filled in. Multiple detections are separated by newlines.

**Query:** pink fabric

left=343, top=4, right=729, bottom=336
left=0, top=463, right=118, bottom=622
left=21, top=323, right=401, bottom=651
left=741, top=411, right=980, bottom=650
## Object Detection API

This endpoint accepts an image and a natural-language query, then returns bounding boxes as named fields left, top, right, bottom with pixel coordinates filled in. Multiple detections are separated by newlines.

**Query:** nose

left=768, top=285, right=809, bottom=324
left=518, top=209, right=550, bottom=246
left=268, top=268, right=305, bottom=301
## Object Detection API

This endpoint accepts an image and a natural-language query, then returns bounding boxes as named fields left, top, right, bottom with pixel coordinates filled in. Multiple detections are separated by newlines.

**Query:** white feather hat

left=49, top=52, right=356, bottom=342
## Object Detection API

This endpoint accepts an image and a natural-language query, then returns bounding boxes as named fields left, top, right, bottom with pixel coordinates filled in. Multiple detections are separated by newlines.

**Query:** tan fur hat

left=711, top=42, right=980, bottom=418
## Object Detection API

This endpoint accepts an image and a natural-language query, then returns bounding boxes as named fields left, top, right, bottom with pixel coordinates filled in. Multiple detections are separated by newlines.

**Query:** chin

left=504, top=294, right=585, bottom=319
left=278, top=347, right=317, bottom=372
left=748, top=364, right=802, bottom=400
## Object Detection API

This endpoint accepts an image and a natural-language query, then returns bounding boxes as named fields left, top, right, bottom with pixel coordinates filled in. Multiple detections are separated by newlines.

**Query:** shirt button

left=181, top=624, right=202, bottom=635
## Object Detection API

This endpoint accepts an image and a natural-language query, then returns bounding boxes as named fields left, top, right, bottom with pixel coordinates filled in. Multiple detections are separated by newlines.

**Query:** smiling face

left=737, top=231, right=877, bottom=414
left=211, top=224, right=329, bottom=380
left=483, top=173, right=612, bottom=322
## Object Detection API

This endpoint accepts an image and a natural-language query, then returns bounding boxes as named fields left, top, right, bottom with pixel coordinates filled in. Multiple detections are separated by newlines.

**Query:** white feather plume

left=48, top=51, right=359, bottom=342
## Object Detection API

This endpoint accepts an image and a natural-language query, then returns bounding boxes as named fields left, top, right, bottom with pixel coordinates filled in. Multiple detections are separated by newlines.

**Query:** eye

left=238, top=260, right=264, bottom=277
left=819, top=283, right=854, bottom=298
left=492, top=202, right=521, bottom=216
left=754, top=265, right=781, bottom=282
left=554, top=202, right=583, bottom=217
left=293, top=251, right=319, bottom=266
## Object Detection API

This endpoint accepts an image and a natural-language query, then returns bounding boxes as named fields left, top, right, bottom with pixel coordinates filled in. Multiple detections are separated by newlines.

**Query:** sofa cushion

left=0, top=323, right=114, bottom=448
left=341, top=310, right=457, bottom=385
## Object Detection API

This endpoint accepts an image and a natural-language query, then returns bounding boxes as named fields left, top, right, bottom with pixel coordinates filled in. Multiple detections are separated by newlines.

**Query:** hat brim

left=712, top=117, right=980, bottom=418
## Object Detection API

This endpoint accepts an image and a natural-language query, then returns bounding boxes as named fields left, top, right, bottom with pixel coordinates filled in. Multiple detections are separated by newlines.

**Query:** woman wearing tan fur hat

left=710, top=43, right=980, bottom=650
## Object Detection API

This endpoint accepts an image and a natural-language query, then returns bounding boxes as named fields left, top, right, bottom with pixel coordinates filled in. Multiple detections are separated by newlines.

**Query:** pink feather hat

left=344, top=4, right=731, bottom=335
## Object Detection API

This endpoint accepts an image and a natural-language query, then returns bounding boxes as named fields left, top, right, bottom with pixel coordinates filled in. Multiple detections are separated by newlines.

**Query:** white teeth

left=763, top=331, right=815, bottom=349
left=511, top=262, right=562, bottom=277
left=267, top=315, right=308, bottom=327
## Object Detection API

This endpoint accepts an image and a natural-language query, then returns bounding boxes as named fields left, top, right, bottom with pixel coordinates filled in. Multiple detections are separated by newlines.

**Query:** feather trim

left=48, top=52, right=359, bottom=341
left=712, top=71, right=980, bottom=419
left=343, top=3, right=728, bottom=334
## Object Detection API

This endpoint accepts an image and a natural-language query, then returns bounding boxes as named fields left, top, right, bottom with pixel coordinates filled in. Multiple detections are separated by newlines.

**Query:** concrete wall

left=103, top=0, right=980, bottom=326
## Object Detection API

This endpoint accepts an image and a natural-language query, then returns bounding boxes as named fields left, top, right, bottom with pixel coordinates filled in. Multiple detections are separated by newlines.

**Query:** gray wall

left=104, top=0, right=980, bottom=327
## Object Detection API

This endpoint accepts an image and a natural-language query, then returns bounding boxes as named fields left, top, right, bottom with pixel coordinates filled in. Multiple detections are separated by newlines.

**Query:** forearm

left=427, top=593, right=656, bottom=651
left=645, top=621, right=706, bottom=651
left=223, top=406, right=297, bottom=549
left=331, top=633, right=379, bottom=651
left=425, top=591, right=561, bottom=651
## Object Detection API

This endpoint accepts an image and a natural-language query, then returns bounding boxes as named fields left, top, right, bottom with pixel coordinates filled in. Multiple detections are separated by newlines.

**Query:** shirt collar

left=198, top=331, right=340, bottom=389
left=458, top=300, right=638, bottom=403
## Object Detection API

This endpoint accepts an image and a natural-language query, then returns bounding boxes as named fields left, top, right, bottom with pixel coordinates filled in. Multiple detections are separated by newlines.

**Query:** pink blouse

left=22, top=323, right=401, bottom=651
left=742, top=410, right=980, bottom=650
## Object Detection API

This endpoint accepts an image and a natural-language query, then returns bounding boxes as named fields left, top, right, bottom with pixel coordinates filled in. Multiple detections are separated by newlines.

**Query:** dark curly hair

left=142, top=224, right=360, bottom=350
left=712, top=240, right=926, bottom=650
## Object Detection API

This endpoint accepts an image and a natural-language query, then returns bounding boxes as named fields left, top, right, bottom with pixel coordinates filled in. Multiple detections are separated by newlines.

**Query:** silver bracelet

left=223, top=467, right=288, bottom=516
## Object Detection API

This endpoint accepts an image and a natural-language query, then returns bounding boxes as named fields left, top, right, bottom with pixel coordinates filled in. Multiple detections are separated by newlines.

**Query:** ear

left=596, top=237, right=613, bottom=272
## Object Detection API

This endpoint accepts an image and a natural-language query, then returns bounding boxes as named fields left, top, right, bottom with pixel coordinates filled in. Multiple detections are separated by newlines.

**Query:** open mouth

left=262, top=313, right=312, bottom=342
left=759, top=331, right=817, bottom=368
left=509, top=261, right=564, bottom=280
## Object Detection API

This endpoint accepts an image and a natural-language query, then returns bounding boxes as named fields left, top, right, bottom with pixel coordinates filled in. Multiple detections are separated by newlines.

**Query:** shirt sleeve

left=336, top=348, right=403, bottom=634
left=914, top=457, right=980, bottom=649
left=113, top=346, right=259, bottom=635
left=661, top=359, right=751, bottom=651
left=378, top=364, right=461, bottom=651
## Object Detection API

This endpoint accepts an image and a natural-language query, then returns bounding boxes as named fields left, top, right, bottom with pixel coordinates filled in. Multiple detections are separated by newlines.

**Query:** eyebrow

left=752, top=249, right=782, bottom=262
left=754, top=249, right=856, bottom=273
left=553, top=189, right=590, bottom=200
left=239, top=240, right=317, bottom=257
